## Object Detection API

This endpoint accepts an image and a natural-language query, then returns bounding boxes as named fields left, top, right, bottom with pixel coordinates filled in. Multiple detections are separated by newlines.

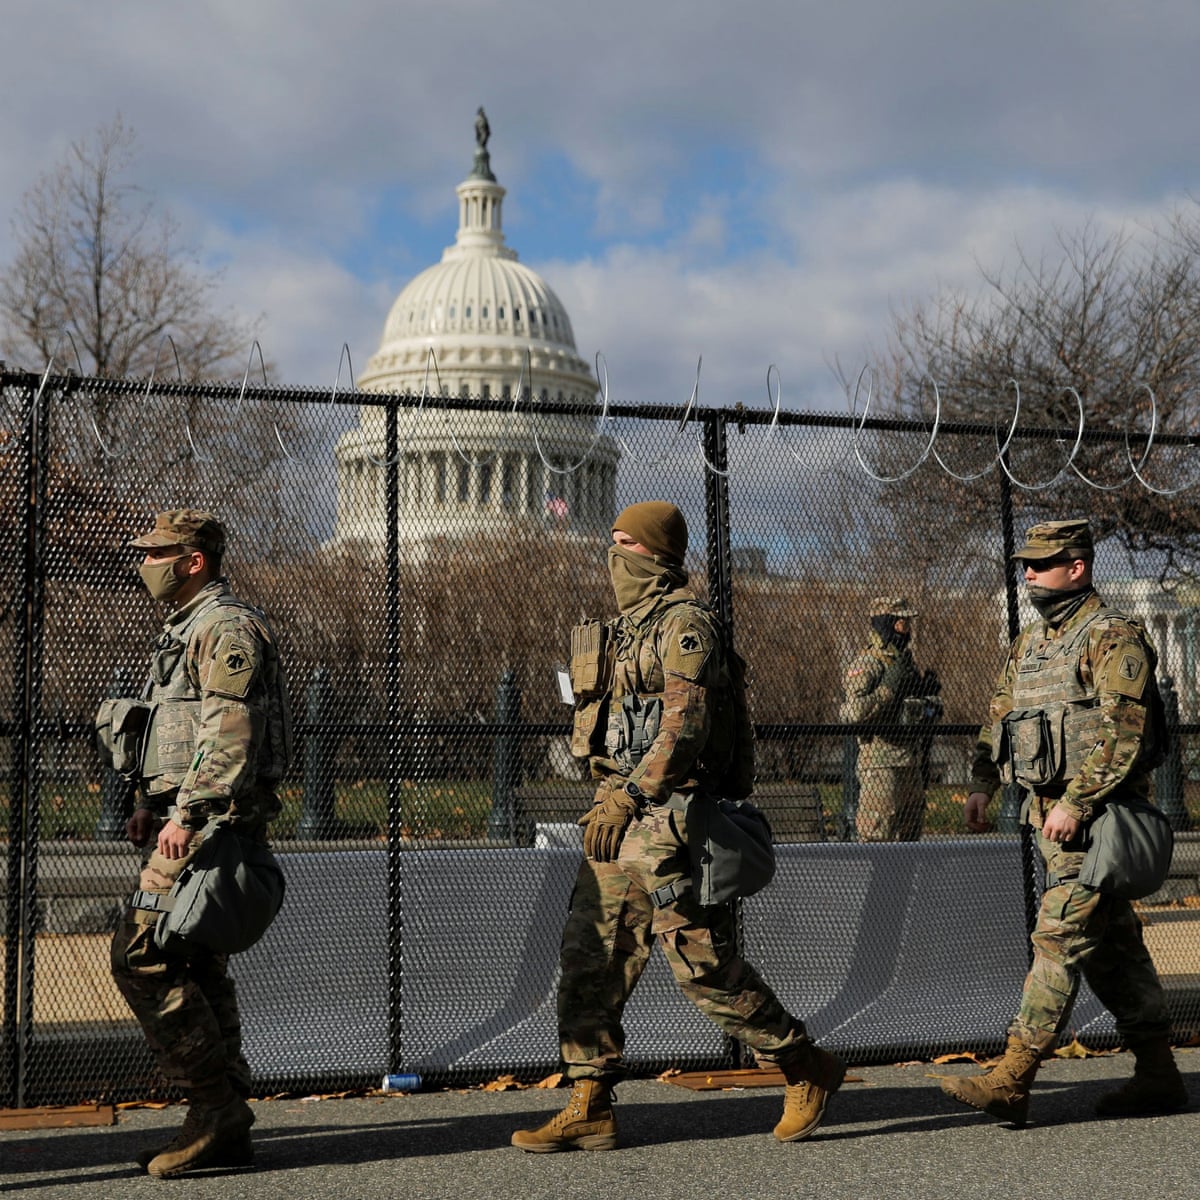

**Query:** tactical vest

left=995, top=606, right=1138, bottom=791
left=576, top=600, right=734, bottom=787
left=141, top=588, right=292, bottom=795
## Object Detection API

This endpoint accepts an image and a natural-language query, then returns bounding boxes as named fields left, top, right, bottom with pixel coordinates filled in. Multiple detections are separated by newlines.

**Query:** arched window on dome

left=513, top=307, right=521, bottom=324
left=497, top=305, right=505, bottom=320
left=465, top=305, right=472, bottom=319
left=450, top=305, right=456, bottom=319
left=479, top=462, right=492, bottom=505
left=457, top=461, right=470, bottom=504
left=482, top=304, right=489, bottom=320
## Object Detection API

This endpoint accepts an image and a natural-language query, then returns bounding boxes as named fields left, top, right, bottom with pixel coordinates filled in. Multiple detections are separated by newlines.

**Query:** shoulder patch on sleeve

left=659, top=607, right=717, bottom=682
left=1099, top=640, right=1150, bottom=700
left=206, top=630, right=261, bottom=699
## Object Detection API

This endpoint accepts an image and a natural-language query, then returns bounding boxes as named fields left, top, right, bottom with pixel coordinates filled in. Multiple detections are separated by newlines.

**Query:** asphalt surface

left=2, top=1052, right=1196, bottom=1200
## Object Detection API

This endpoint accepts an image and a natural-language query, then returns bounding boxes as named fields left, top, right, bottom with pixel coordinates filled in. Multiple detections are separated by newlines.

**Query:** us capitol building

left=332, top=111, right=619, bottom=549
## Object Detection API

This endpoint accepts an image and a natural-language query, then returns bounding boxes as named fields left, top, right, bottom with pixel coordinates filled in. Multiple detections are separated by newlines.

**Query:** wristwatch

left=623, top=780, right=643, bottom=801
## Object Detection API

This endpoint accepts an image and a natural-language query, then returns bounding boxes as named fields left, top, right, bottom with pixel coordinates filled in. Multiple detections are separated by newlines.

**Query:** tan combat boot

left=774, top=1042, right=847, bottom=1142
left=1095, top=1038, right=1188, bottom=1116
left=940, top=1037, right=1042, bottom=1126
left=510, top=1079, right=618, bottom=1152
left=136, top=1107, right=254, bottom=1172
left=146, top=1086, right=255, bottom=1179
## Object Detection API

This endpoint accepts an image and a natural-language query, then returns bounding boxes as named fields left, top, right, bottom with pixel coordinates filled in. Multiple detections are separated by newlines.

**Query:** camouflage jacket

left=142, top=579, right=291, bottom=830
left=592, top=588, right=725, bottom=802
left=969, top=590, right=1153, bottom=826
left=839, top=633, right=924, bottom=768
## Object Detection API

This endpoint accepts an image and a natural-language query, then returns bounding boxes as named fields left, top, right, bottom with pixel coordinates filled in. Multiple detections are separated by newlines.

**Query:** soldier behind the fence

left=941, top=519, right=1187, bottom=1125
left=839, top=598, right=942, bottom=841
left=511, top=501, right=845, bottom=1153
left=107, top=510, right=292, bottom=1178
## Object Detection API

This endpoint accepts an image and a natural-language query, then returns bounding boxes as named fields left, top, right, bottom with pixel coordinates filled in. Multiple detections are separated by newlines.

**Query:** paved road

left=1, top=1052, right=1196, bottom=1200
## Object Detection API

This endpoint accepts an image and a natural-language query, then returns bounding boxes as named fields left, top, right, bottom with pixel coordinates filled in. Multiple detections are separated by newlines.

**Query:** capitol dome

left=333, top=112, right=618, bottom=548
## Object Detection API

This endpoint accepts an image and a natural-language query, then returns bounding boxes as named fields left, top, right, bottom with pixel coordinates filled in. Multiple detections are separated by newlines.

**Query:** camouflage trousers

left=557, top=800, right=807, bottom=1083
left=1009, top=829, right=1171, bottom=1051
left=110, top=829, right=251, bottom=1096
left=856, top=764, right=925, bottom=842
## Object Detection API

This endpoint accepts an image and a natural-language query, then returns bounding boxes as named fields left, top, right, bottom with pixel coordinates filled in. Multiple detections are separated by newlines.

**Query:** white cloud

left=4, top=0, right=1200, bottom=406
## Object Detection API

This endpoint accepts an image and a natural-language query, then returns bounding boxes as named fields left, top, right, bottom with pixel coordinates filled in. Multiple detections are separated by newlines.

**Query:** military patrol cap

left=1012, top=519, right=1094, bottom=562
left=129, top=509, right=226, bottom=557
left=869, top=596, right=918, bottom=618
left=612, top=501, right=688, bottom=565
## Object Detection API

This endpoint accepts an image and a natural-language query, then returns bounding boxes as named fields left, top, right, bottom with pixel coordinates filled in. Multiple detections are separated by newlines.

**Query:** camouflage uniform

left=557, top=588, right=809, bottom=1081
left=840, top=598, right=938, bottom=841
left=515, top=502, right=841, bottom=1152
left=969, top=529, right=1170, bottom=1054
left=110, top=527, right=291, bottom=1101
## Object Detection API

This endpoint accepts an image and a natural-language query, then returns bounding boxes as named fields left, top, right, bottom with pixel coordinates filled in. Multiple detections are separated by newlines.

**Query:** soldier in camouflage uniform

left=840, top=598, right=941, bottom=841
left=512, top=501, right=844, bottom=1154
left=108, top=510, right=292, bottom=1177
left=941, top=519, right=1187, bottom=1125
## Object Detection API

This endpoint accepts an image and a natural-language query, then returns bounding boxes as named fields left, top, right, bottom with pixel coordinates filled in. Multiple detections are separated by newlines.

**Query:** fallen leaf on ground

left=480, top=1074, right=526, bottom=1092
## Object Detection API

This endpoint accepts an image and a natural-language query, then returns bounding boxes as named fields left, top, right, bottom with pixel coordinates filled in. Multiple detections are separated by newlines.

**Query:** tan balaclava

left=608, top=501, right=689, bottom=616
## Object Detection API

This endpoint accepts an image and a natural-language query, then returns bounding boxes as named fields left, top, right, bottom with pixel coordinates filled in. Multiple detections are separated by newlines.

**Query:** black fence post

left=1156, top=676, right=1190, bottom=832
left=489, top=668, right=522, bottom=842
left=298, top=668, right=338, bottom=839
left=839, top=735, right=860, bottom=841
left=94, top=668, right=136, bottom=841
left=996, top=469, right=1024, bottom=836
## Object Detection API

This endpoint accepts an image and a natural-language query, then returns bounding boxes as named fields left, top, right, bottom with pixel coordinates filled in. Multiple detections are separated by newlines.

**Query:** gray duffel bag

left=137, top=818, right=286, bottom=956
left=648, top=793, right=776, bottom=909
left=1079, top=799, right=1174, bottom=900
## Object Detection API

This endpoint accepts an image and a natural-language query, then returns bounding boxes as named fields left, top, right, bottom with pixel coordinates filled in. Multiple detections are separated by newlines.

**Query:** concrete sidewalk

left=1, top=1052, right=1196, bottom=1200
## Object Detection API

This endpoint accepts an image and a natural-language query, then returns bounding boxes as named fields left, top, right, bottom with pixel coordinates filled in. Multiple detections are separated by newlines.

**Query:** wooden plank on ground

left=663, top=1068, right=787, bottom=1090
left=0, top=1103, right=115, bottom=1129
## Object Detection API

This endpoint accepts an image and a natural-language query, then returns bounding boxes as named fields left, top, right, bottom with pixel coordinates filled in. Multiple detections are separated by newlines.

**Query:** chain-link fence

left=2, top=368, right=1198, bottom=1107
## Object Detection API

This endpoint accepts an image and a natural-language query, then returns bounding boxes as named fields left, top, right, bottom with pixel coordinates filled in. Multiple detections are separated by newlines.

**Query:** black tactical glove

left=879, top=650, right=919, bottom=697
left=578, top=778, right=640, bottom=862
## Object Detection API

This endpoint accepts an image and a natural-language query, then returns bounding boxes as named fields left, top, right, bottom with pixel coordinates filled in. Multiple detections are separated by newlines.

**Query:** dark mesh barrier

left=2, top=369, right=1198, bottom=1106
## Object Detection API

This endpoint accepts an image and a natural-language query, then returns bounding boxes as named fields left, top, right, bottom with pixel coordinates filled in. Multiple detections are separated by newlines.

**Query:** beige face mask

left=138, top=555, right=189, bottom=603
left=607, top=543, right=671, bottom=614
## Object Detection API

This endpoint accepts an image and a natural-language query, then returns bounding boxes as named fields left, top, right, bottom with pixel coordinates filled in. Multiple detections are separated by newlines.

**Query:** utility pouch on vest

left=94, top=698, right=153, bottom=776
left=996, top=707, right=1056, bottom=788
left=571, top=698, right=608, bottom=759
left=144, top=819, right=286, bottom=956
left=569, top=621, right=616, bottom=760
left=1079, top=799, right=1174, bottom=900
left=569, top=620, right=614, bottom=701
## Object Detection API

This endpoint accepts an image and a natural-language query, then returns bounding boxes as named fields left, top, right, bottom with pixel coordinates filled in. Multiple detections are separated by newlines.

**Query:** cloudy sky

left=4, top=0, right=1198, bottom=413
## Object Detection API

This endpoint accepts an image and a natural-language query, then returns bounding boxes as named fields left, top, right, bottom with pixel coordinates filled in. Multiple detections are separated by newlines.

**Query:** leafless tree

left=1, top=115, right=260, bottom=381
left=852, top=215, right=1200, bottom=583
